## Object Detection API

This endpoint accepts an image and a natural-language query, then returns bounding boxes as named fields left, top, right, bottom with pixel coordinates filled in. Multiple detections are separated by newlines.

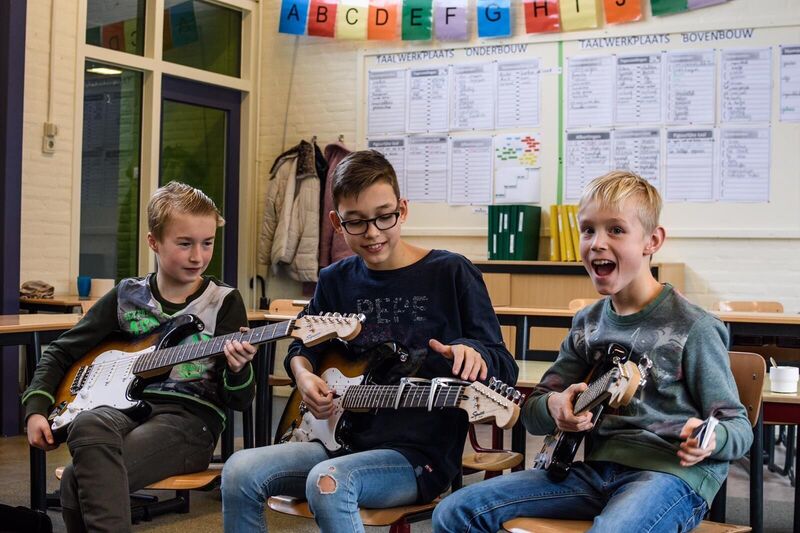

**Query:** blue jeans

left=433, top=461, right=708, bottom=533
left=222, top=442, right=419, bottom=533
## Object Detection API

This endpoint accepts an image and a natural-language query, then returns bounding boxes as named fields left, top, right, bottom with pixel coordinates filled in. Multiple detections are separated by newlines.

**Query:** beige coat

left=257, top=141, right=319, bottom=282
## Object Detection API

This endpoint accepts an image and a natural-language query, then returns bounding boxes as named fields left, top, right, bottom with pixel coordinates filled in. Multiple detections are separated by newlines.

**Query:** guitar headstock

left=607, top=361, right=643, bottom=408
left=291, top=313, right=365, bottom=346
left=459, top=378, right=524, bottom=429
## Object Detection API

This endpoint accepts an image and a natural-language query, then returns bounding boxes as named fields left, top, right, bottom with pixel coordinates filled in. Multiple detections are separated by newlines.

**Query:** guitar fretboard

left=573, top=368, right=616, bottom=414
left=342, top=384, right=466, bottom=410
left=131, top=321, right=294, bottom=376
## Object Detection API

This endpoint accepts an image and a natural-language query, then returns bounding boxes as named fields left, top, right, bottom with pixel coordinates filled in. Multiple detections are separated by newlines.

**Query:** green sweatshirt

left=523, top=284, right=753, bottom=505
left=21, top=275, right=255, bottom=439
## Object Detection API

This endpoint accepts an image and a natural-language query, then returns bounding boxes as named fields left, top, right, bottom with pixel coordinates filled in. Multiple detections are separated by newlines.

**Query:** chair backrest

left=269, top=299, right=309, bottom=316
left=716, top=300, right=783, bottom=313
left=79, top=300, right=96, bottom=314
left=568, top=298, right=598, bottom=311
left=728, top=351, right=766, bottom=427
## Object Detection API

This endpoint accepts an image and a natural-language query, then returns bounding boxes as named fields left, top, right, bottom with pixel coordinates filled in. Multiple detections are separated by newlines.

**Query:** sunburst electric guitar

left=276, top=341, right=524, bottom=454
left=533, top=344, right=651, bottom=481
left=47, top=312, right=364, bottom=442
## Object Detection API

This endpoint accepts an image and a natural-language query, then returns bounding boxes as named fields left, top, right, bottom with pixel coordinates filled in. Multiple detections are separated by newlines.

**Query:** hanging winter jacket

left=257, top=140, right=319, bottom=282
left=319, top=142, right=355, bottom=269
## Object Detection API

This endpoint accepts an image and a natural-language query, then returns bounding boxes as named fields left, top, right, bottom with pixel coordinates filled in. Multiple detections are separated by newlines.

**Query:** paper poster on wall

left=368, top=69, right=407, bottom=136
left=368, top=138, right=407, bottom=197
left=496, top=60, right=540, bottom=128
left=567, top=55, right=614, bottom=127
left=435, top=0, right=468, bottom=41
left=780, top=46, right=800, bottom=122
left=337, top=0, right=369, bottom=39
left=451, top=63, right=496, bottom=131
left=664, top=128, right=715, bottom=202
left=717, top=127, right=770, bottom=203
left=564, top=131, right=611, bottom=202
left=407, top=67, right=450, bottom=132
left=523, top=0, right=560, bottom=33
left=493, top=134, right=542, bottom=204
left=406, top=135, right=448, bottom=202
left=665, top=50, right=716, bottom=124
left=449, top=137, right=493, bottom=205
left=615, top=54, right=663, bottom=125
left=721, top=48, right=772, bottom=123
left=559, top=0, right=601, bottom=31
left=613, top=128, right=662, bottom=188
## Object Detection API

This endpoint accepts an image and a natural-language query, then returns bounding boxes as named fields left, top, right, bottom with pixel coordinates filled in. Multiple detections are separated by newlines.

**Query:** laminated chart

left=613, top=128, right=662, bottom=188
left=567, top=55, right=614, bottom=127
left=718, top=127, right=770, bottom=203
left=493, top=134, right=542, bottom=204
left=496, top=59, right=540, bottom=128
left=721, top=48, right=772, bottom=123
left=406, top=135, right=448, bottom=203
left=449, top=137, right=493, bottom=205
left=368, top=69, right=407, bottom=136
left=780, top=45, right=800, bottom=122
left=564, top=131, right=611, bottom=202
left=665, top=129, right=715, bottom=202
left=407, top=67, right=450, bottom=133
left=368, top=138, right=407, bottom=197
left=615, top=54, right=663, bottom=125
left=451, top=63, right=495, bottom=131
left=665, top=50, right=716, bottom=124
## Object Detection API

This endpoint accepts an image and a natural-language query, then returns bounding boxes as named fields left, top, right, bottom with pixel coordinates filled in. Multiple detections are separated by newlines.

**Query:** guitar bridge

left=69, top=365, right=91, bottom=395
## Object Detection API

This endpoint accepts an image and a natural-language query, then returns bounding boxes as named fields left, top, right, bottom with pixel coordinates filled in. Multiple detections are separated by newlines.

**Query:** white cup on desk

left=769, top=366, right=799, bottom=393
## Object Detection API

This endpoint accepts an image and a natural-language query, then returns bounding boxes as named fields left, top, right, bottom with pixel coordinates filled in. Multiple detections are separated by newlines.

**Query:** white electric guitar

left=47, top=313, right=363, bottom=441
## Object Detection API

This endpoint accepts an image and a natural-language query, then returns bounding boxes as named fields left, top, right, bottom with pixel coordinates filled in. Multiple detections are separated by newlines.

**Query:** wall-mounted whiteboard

left=357, top=11, right=800, bottom=239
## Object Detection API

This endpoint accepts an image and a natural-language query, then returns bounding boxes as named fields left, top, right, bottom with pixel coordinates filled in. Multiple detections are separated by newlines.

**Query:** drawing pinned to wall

left=780, top=46, right=800, bottom=122
left=434, top=0, right=468, bottom=41
left=493, top=134, right=542, bottom=204
left=477, top=0, right=512, bottom=38
left=523, top=0, right=560, bottom=33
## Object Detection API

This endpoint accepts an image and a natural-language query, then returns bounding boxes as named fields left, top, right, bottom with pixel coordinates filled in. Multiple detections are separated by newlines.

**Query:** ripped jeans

left=221, top=442, right=418, bottom=533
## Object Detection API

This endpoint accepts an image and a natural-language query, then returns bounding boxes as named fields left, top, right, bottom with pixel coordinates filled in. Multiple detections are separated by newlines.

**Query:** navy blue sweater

left=286, top=249, right=518, bottom=502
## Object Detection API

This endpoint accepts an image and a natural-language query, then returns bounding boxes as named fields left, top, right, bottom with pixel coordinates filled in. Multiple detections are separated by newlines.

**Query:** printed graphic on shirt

left=356, top=296, right=429, bottom=324
left=123, top=309, right=162, bottom=336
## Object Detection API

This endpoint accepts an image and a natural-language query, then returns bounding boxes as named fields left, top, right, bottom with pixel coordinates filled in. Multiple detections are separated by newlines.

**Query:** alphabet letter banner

left=434, top=0, right=468, bottom=41
left=523, top=0, right=560, bottom=33
left=403, top=0, right=433, bottom=41
left=369, top=0, right=400, bottom=40
left=279, top=0, right=309, bottom=35
left=559, top=0, right=600, bottom=31
left=477, top=0, right=512, bottom=38
left=604, top=0, right=642, bottom=24
left=338, top=0, right=369, bottom=39
left=308, top=0, right=337, bottom=37
left=651, top=0, right=688, bottom=16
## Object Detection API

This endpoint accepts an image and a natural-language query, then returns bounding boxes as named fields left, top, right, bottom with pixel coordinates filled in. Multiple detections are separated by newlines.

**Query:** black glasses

left=336, top=211, right=401, bottom=236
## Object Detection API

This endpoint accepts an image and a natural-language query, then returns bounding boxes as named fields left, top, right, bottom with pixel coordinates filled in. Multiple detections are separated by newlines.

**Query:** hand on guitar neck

left=222, top=326, right=257, bottom=373
left=428, top=339, right=488, bottom=382
left=546, top=382, right=596, bottom=433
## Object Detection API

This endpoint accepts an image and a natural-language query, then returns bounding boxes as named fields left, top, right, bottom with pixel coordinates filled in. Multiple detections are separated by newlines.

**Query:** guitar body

left=534, top=405, right=604, bottom=482
left=275, top=342, right=408, bottom=453
left=49, top=315, right=205, bottom=442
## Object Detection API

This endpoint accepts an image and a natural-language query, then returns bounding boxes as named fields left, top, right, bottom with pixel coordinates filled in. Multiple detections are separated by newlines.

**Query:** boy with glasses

left=222, top=150, right=518, bottom=533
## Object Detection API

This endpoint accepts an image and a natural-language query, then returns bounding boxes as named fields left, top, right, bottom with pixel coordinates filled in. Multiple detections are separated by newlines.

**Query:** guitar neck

left=573, top=368, right=615, bottom=414
left=131, top=320, right=294, bottom=376
left=342, top=384, right=466, bottom=410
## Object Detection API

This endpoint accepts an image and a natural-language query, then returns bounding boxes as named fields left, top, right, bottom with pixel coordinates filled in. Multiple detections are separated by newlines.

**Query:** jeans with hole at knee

left=432, top=461, right=708, bottom=533
left=222, top=442, right=419, bottom=533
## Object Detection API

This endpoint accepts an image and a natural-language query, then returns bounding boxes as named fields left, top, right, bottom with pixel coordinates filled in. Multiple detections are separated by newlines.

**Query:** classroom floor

left=0, top=401, right=795, bottom=533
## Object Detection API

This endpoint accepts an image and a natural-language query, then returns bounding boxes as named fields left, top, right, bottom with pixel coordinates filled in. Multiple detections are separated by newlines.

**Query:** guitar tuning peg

left=333, top=312, right=341, bottom=317
left=512, top=390, right=523, bottom=403
left=505, top=387, right=516, bottom=398
left=489, top=377, right=497, bottom=389
left=498, top=383, right=507, bottom=395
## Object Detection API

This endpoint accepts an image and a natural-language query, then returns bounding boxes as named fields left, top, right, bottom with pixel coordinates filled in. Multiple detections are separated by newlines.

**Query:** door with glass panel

left=160, top=77, right=240, bottom=285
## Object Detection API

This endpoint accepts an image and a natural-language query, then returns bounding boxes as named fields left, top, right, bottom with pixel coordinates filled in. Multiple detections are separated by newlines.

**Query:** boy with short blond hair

left=24, top=181, right=257, bottom=532
left=221, top=150, right=518, bottom=533
left=433, top=171, right=752, bottom=533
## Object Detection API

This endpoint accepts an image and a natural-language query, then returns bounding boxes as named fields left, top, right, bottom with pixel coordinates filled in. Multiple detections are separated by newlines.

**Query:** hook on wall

left=338, top=134, right=345, bottom=143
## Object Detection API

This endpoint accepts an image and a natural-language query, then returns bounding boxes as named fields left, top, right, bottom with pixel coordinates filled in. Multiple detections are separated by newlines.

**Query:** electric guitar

left=47, top=312, right=364, bottom=442
left=276, top=341, right=524, bottom=453
left=533, top=344, right=651, bottom=481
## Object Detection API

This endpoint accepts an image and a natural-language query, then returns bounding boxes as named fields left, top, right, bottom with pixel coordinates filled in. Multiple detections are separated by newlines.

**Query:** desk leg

left=751, top=410, right=763, bottom=533
left=255, top=342, right=276, bottom=448
left=27, top=332, right=47, bottom=511
left=514, top=317, right=529, bottom=361
left=511, top=421, right=526, bottom=472
left=795, top=440, right=799, bottom=533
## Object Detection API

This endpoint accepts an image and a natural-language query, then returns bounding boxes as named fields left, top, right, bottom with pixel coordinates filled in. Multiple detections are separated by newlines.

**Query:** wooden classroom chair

left=462, top=423, right=523, bottom=480
left=500, top=351, right=765, bottom=533
left=268, top=298, right=309, bottom=316
left=568, top=298, right=598, bottom=311
left=267, top=495, right=439, bottom=533
left=56, top=464, right=222, bottom=523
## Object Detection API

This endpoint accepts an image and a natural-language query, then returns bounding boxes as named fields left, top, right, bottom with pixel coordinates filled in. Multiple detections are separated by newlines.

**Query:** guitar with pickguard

left=533, top=343, right=651, bottom=481
left=276, top=341, right=524, bottom=454
left=47, top=312, right=364, bottom=442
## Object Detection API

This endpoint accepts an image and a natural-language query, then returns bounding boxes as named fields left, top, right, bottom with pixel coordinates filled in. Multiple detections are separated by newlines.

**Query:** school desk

left=18, top=295, right=96, bottom=314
